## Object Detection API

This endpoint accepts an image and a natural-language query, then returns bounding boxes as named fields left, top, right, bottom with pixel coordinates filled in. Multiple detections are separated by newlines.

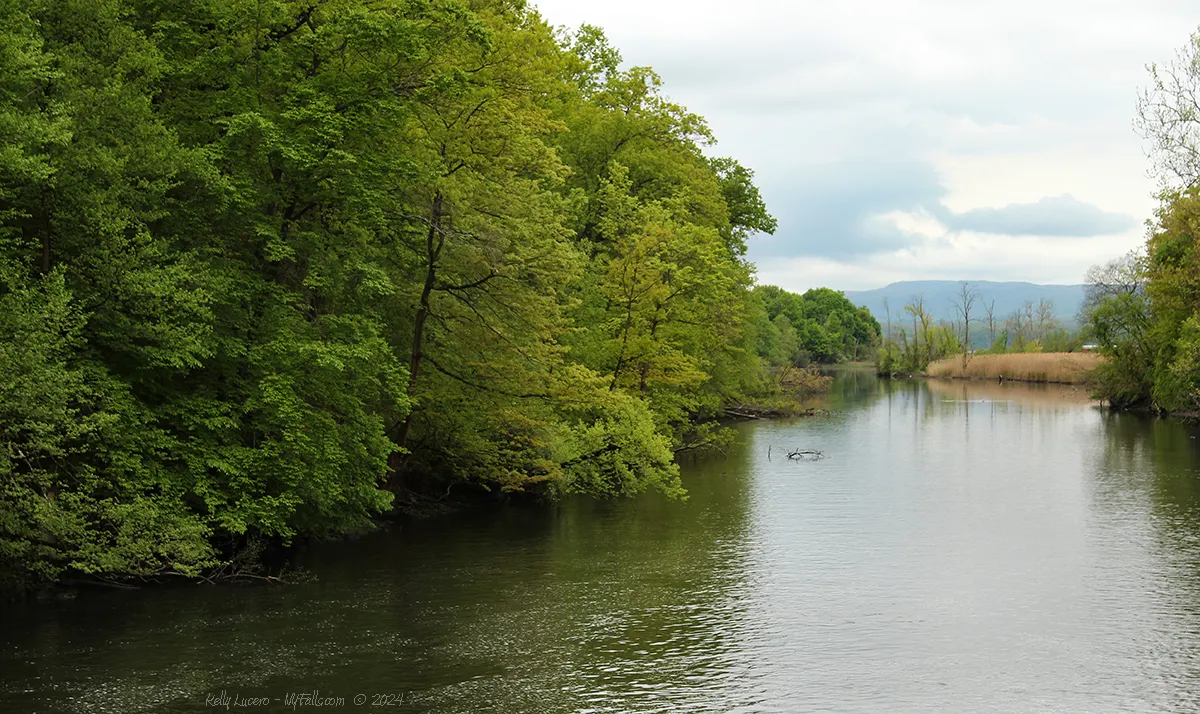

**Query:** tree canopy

left=753, top=286, right=880, bottom=364
left=0, top=0, right=888, bottom=593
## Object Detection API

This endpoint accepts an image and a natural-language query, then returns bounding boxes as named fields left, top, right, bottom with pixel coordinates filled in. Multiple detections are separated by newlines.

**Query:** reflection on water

left=925, top=376, right=1096, bottom=407
left=5, top=376, right=1200, bottom=713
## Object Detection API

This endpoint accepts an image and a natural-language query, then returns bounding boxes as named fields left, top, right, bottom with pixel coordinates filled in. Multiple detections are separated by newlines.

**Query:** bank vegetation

left=1084, top=28, right=1200, bottom=413
left=875, top=281, right=1091, bottom=377
left=926, top=353, right=1101, bottom=384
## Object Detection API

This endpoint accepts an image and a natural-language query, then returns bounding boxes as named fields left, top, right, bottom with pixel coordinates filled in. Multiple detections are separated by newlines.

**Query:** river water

left=5, top=372, right=1200, bottom=713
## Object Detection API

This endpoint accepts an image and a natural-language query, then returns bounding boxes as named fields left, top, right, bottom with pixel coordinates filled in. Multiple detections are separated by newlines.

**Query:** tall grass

left=926, top=353, right=1101, bottom=384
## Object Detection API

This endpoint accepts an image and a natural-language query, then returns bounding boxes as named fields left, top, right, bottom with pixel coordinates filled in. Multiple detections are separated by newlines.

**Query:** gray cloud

left=750, top=159, right=946, bottom=259
left=538, top=0, right=1181, bottom=282
left=750, top=169, right=1138, bottom=261
left=941, top=195, right=1138, bottom=236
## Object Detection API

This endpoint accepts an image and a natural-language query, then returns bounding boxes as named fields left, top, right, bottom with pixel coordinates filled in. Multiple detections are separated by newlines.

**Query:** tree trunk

left=638, top=312, right=660, bottom=392
left=389, top=193, right=444, bottom=490
left=610, top=297, right=636, bottom=390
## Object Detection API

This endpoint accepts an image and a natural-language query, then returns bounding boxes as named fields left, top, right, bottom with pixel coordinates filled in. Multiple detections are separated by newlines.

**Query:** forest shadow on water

left=7, top=373, right=1200, bottom=712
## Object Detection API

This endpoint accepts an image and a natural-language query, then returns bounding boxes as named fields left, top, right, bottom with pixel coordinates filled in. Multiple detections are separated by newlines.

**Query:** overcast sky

left=533, top=0, right=1199, bottom=292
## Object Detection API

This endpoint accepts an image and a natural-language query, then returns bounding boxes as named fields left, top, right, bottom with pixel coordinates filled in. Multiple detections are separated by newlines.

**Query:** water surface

left=5, top=374, right=1200, bottom=713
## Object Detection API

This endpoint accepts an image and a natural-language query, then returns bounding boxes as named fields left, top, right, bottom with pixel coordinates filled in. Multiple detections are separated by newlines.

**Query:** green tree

left=0, top=2, right=784, bottom=591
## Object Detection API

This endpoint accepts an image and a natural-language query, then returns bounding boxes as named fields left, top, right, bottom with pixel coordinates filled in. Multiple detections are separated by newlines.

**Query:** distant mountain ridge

left=843, top=280, right=1087, bottom=324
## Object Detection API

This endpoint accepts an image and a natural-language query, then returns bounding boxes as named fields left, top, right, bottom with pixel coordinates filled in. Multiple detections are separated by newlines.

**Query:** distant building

left=1081, top=344, right=1099, bottom=353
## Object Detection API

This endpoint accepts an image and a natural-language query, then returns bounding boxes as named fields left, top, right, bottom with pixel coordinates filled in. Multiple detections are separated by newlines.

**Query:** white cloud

left=932, top=147, right=1155, bottom=216
left=533, top=0, right=1196, bottom=287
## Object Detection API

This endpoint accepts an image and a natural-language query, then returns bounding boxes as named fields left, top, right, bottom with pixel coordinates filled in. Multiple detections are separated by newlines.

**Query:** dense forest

left=754, top=285, right=879, bottom=364
left=0, top=0, right=879, bottom=591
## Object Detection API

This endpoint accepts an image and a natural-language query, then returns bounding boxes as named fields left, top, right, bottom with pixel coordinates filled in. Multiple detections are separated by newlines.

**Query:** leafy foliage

left=1086, top=189, right=1200, bottom=411
left=0, top=1, right=846, bottom=591
left=753, top=285, right=880, bottom=365
left=1084, top=30, right=1200, bottom=411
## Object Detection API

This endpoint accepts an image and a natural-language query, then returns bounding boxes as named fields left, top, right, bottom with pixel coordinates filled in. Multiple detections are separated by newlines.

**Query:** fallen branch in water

left=722, top=407, right=762, bottom=420
left=723, top=404, right=830, bottom=420
left=674, top=436, right=728, bottom=456
left=786, top=449, right=824, bottom=461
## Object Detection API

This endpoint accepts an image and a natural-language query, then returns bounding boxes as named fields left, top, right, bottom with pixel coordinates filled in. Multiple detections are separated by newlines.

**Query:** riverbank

left=926, top=352, right=1100, bottom=384
left=719, top=366, right=836, bottom=420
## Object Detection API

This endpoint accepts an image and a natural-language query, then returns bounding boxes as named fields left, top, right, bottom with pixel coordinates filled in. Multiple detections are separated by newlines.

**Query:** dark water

left=6, top=373, right=1200, bottom=713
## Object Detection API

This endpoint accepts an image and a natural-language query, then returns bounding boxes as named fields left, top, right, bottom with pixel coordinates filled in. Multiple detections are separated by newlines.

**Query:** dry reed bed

left=925, top=352, right=1102, bottom=384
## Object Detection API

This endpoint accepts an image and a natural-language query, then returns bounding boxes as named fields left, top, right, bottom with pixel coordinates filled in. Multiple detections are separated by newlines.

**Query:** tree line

left=876, top=282, right=1088, bottom=374
left=753, top=285, right=880, bottom=365
left=0, top=0, right=881, bottom=592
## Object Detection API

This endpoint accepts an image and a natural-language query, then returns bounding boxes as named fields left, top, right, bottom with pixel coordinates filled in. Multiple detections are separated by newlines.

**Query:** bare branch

left=1135, top=31, right=1200, bottom=187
